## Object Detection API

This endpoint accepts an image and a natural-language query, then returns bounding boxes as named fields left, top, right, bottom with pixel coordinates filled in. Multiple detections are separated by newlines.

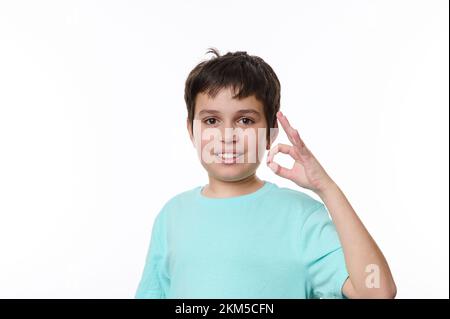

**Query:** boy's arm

left=267, top=111, right=397, bottom=299
left=316, top=179, right=397, bottom=298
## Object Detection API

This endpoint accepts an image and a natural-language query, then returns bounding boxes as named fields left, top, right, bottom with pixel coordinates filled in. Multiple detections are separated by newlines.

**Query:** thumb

left=268, top=161, right=292, bottom=180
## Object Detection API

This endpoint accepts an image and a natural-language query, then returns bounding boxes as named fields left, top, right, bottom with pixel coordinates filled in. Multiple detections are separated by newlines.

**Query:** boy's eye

left=238, top=117, right=255, bottom=125
left=203, top=118, right=218, bottom=125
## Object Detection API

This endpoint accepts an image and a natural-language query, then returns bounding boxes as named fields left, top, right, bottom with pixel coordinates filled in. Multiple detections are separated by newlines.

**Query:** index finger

left=277, top=111, right=302, bottom=147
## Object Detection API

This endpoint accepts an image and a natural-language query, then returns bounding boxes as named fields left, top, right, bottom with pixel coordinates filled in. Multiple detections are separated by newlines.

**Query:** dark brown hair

left=184, top=48, right=281, bottom=143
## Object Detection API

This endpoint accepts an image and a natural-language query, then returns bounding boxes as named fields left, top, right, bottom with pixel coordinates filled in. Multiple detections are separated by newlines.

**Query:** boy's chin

left=203, top=163, right=260, bottom=182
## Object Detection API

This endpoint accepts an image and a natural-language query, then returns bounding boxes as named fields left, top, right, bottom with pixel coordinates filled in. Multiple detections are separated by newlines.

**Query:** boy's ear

left=266, top=121, right=279, bottom=150
left=187, top=117, right=194, bottom=146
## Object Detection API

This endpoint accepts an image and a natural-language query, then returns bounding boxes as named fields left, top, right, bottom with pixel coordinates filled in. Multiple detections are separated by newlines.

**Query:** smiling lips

left=214, top=152, right=244, bottom=164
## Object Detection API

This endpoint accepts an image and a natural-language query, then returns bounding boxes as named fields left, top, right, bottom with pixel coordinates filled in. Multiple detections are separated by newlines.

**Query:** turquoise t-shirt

left=135, top=180, right=349, bottom=299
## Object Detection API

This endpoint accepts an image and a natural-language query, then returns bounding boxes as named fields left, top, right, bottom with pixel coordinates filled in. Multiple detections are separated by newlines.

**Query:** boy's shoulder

left=269, top=182, right=324, bottom=212
left=268, top=184, right=331, bottom=226
left=156, top=185, right=201, bottom=215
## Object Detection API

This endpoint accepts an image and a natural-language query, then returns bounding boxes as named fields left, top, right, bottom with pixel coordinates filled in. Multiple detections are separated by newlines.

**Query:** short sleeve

left=299, top=203, right=349, bottom=299
left=135, top=209, right=168, bottom=299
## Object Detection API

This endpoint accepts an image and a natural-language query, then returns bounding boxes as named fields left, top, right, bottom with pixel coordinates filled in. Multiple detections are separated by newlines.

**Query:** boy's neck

left=202, top=174, right=265, bottom=198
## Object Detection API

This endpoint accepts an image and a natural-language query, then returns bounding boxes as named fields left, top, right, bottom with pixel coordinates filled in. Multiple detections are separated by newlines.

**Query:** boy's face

left=187, top=87, right=277, bottom=182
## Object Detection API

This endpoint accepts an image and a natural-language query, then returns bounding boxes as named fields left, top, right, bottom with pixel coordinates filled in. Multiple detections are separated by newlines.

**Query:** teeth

left=215, top=153, right=241, bottom=159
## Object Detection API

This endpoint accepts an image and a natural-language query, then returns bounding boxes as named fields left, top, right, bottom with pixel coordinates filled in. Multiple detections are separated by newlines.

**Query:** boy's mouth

left=213, top=152, right=244, bottom=164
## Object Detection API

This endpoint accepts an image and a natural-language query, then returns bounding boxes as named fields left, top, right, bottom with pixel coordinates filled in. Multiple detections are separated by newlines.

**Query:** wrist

left=315, top=178, right=339, bottom=199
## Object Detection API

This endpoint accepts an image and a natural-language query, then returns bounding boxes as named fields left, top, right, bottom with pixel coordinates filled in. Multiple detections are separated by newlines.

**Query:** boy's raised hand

left=267, top=111, right=335, bottom=194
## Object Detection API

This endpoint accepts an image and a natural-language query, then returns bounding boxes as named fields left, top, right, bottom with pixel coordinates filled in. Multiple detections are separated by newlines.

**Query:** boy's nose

left=220, top=126, right=240, bottom=143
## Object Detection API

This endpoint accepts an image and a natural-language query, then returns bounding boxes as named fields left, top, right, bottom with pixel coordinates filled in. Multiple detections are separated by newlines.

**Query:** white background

left=0, top=0, right=448, bottom=298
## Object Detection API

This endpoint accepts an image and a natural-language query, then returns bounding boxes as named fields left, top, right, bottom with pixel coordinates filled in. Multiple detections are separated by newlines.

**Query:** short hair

left=184, top=48, right=281, bottom=143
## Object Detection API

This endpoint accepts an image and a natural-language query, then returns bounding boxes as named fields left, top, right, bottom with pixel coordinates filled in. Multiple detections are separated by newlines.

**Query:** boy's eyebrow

left=198, top=109, right=221, bottom=116
left=236, top=109, right=261, bottom=116
left=198, top=109, right=261, bottom=116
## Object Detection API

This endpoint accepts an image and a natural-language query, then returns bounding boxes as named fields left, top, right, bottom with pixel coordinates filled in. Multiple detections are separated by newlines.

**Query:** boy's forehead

left=195, top=88, right=264, bottom=115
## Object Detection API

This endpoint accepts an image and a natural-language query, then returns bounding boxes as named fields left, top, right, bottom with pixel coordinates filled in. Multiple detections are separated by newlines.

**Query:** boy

left=135, top=48, right=396, bottom=299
